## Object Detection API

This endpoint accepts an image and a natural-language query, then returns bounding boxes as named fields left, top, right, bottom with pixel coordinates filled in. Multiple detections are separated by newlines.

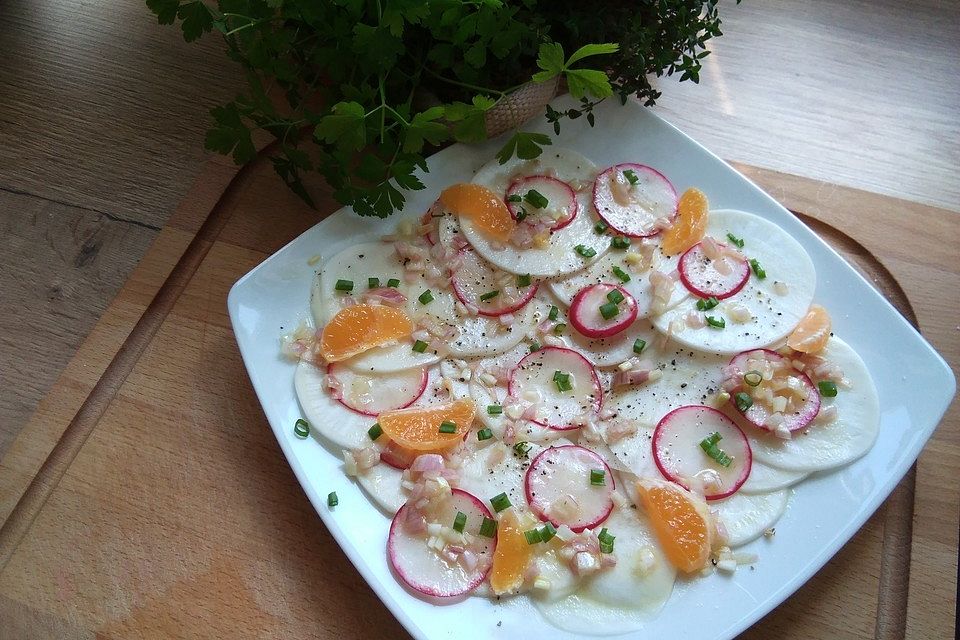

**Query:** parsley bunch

left=148, top=0, right=735, bottom=217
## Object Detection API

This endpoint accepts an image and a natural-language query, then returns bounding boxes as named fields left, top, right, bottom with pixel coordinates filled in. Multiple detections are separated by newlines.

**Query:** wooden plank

left=0, top=154, right=955, bottom=639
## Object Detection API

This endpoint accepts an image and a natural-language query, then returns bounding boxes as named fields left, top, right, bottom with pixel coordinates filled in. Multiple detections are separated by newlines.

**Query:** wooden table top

left=0, top=148, right=956, bottom=639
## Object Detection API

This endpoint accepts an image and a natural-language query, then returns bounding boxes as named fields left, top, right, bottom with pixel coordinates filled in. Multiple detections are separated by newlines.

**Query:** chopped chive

left=529, top=341, right=542, bottom=353
left=749, top=258, right=766, bottom=279
left=548, top=305, right=559, bottom=321
left=633, top=338, right=647, bottom=354
left=703, top=432, right=722, bottom=447
left=818, top=380, right=838, bottom=397
left=387, top=277, right=401, bottom=288
left=540, top=522, right=557, bottom=542
left=726, top=232, right=745, bottom=248
left=515, top=206, right=528, bottom=222
left=479, top=517, right=498, bottom=538
left=487, top=404, right=503, bottom=416
left=367, top=423, right=383, bottom=440
left=367, top=277, right=380, bottom=289
left=598, top=527, right=615, bottom=553
left=412, top=339, right=428, bottom=353
left=490, top=492, right=512, bottom=513
left=477, top=428, right=494, bottom=441
left=553, top=370, right=572, bottom=392
left=743, top=370, right=763, bottom=387
left=517, top=273, right=532, bottom=287
left=523, top=189, right=549, bottom=209
left=453, top=511, right=467, bottom=533
left=599, top=301, right=620, bottom=320
left=590, top=469, right=606, bottom=486
left=418, top=290, right=434, bottom=305
left=612, top=265, right=631, bottom=282
left=700, top=432, right=733, bottom=467
left=575, top=244, right=597, bottom=258
left=514, top=441, right=531, bottom=456
left=553, top=322, right=567, bottom=334
left=294, top=418, right=310, bottom=439
left=438, top=421, right=457, bottom=434
left=334, top=279, right=354, bottom=292
left=506, top=194, right=523, bottom=203
left=611, top=236, right=630, bottom=250
left=479, top=290, right=500, bottom=302
left=524, top=528, right=543, bottom=545
left=623, top=169, right=639, bottom=185
left=606, top=288, right=625, bottom=304
left=327, top=491, right=338, bottom=507
left=696, top=296, right=720, bottom=311
left=594, top=220, right=609, bottom=234
left=706, top=315, right=725, bottom=329
left=734, top=391, right=753, bottom=412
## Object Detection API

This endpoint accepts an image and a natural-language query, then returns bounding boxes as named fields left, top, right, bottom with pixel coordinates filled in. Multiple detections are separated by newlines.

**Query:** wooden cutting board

left=0, top=150, right=956, bottom=640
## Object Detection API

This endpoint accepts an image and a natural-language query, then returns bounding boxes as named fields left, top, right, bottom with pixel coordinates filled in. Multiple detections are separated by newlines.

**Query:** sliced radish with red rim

left=388, top=488, right=496, bottom=598
left=524, top=445, right=615, bottom=532
left=450, top=248, right=538, bottom=317
left=652, top=405, right=752, bottom=500
left=593, top=163, right=677, bottom=237
left=678, top=241, right=750, bottom=300
left=727, top=349, right=821, bottom=432
left=326, top=363, right=427, bottom=416
left=508, top=347, right=602, bottom=431
left=569, top=283, right=638, bottom=339
left=505, top=176, right=578, bottom=231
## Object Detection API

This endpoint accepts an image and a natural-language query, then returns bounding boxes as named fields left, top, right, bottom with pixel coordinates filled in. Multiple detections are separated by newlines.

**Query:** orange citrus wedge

left=377, top=399, right=475, bottom=451
left=636, top=479, right=712, bottom=573
left=489, top=510, right=534, bottom=595
left=439, top=183, right=514, bottom=242
left=320, top=304, right=413, bottom=362
left=661, top=187, right=709, bottom=255
left=787, top=304, right=832, bottom=354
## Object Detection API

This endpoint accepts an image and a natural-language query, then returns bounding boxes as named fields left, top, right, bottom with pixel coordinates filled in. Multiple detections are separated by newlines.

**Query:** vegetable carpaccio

left=286, top=148, right=880, bottom=634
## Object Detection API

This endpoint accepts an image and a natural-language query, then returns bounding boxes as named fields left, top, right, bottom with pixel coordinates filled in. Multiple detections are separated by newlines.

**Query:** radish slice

left=652, top=405, right=752, bottom=500
left=593, top=163, right=677, bottom=237
left=727, top=349, right=820, bottom=433
left=450, top=248, right=538, bottom=317
left=524, top=445, right=615, bottom=532
left=388, top=489, right=496, bottom=598
left=678, top=241, right=750, bottom=300
left=508, top=347, right=603, bottom=430
left=569, top=284, right=638, bottom=339
left=326, top=363, right=427, bottom=416
left=505, top=175, right=578, bottom=231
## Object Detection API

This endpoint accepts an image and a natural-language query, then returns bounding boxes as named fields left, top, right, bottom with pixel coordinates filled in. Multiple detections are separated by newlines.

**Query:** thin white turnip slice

left=652, top=405, right=751, bottom=500
left=712, top=489, right=790, bottom=547
left=678, top=240, right=750, bottom=300
left=593, top=164, right=677, bottom=238
left=326, top=362, right=427, bottom=416
left=739, top=460, right=808, bottom=494
left=525, top=445, right=615, bottom=532
left=569, top=283, right=638, bottom=339
left=726, top=348, right=820, bottom=433
left=508, top=347, right=603, bottom=430
left=505, top=175, right=578, bottom=231
left=388, top=488, right=496, bottom=598
left=450, top=248, right=538, bottom=317
left=564, top=316, right=657, bottom=368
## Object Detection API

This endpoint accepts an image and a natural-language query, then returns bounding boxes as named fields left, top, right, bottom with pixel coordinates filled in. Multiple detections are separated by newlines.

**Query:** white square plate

left=228, top=97, right=955, bottom=640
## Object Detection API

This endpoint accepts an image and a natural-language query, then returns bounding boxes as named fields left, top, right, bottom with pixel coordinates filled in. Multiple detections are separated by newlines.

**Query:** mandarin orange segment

left=489, top=510, right=534, bottom=595
left=636, top=479, right=711, bottom=573
left=440, top=183, right=514, bottom=242
left=787, top=304, right=832, bottom=354
left=320, top=304, right=413, bottom=362
left=377, top=399, right=475, bottom=451
left=661, top=187, right=709, bottom=255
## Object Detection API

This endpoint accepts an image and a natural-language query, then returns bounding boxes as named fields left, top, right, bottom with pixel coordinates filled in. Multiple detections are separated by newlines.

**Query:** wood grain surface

left=2, top=0, right=957, bottom=467
left=0, top=151, right=955, bottom=639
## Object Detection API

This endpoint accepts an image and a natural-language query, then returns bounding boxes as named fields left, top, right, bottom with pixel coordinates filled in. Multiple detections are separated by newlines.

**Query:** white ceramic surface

left=227, top=96, right=955, bottom=640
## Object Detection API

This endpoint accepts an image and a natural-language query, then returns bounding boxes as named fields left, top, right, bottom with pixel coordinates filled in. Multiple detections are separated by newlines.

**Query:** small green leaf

left=566, top=69, right=614, bottom=99
left=535, top=42, right=565, bottom=79
left=496, top=131, right=552, bottom=164
left=565, top=43, right=619, bottom=67
left=403, top=107, right=449, bottom=153
left=314, top=101, right=367, bottom=151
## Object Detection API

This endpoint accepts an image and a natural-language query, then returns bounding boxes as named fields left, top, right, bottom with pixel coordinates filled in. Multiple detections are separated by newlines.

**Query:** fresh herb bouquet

left=148, top=0, right=735, bottom=216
